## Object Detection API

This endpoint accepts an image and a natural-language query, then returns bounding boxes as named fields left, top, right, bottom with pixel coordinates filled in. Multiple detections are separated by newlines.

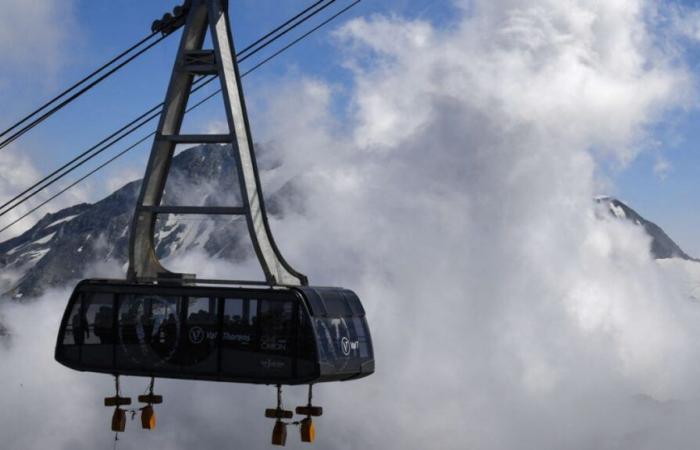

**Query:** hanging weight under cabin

left=55, top=279, right=374, bottom=385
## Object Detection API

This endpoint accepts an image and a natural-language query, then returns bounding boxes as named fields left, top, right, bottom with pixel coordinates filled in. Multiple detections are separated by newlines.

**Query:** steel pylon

left=127, top=0, right=307, bottom=286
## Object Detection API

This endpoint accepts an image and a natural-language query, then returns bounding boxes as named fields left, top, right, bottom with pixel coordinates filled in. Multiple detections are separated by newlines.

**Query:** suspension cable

left=0, top=76, right=215, bottom=218
left=0, top=0, right=343, bottom=217
left=0, top=0, right=362, bottom=234
left=241, top=0, right=361, bottom=77
left=0, top=83, right=221, bottom=234
left=0, top=31, right=161, bottom=141
left=236, top=0, right=326, bottom=58
left=236, top=0, right=338, bottom=64
left=0, top=0, right=335, bottom=149
left=0, top=34, right=171, bottom=152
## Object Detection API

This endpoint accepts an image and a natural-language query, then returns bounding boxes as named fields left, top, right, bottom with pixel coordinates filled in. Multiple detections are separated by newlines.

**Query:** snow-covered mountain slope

left=0, top=143, right=695, bottom=301
left=0, top=144, right=298, bottom=300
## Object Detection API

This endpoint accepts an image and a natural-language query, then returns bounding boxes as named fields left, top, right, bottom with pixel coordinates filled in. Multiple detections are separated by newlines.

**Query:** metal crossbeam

left=159, top=133, right=233, bottom=143
left=184, top=49, right=218, bottom=74
left=128, top=0, right=307, bottom=286
left=138, top=205, right=246, bottom=215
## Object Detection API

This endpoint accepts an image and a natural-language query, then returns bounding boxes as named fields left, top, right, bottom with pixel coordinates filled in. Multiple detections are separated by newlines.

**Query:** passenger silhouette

left=94, top=306, right=113, bottom=344
left=72, top=309, right=89, bottom=345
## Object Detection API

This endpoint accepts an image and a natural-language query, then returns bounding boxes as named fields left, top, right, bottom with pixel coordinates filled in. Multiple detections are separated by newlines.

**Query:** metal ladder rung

left=184, top=49, right=217, bottom=75
left=160, top=134, right=233, bottom=144
left=184, top=65, right=218, bottom=75
left=184, top=49, right=215, bottom=63
left=140, top=206, right=246, bottom=215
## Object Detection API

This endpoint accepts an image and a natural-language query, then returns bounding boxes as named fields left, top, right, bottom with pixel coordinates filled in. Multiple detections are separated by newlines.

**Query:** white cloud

left=105, top=167, right=142, bottom=194
left=0, top=150, right=44, bottom=239
left=2, top=1, right=700, bottom=449
left=205, top=120, right=229, bottom=135
left=670, top=5, right=700, bottom=42
left=0, top=0, right=78, bottom=77
left=0, top=147, right=90, bottom=241
left=653, top=154, right=672, bottom=179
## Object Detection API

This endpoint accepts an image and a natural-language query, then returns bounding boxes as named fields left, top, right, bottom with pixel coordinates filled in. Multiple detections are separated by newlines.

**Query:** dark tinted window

left=342, top=291, right=365, bottom=316
left=76, top=292, right=115, bottom=369
left=259, top=299, right=293, bottom=356
left=303, top=289, right=326, bottom=316
left=116, top=294, right=182, bottom=370
left=314, top=316, right=372, bottom=366
left=62, top=297, right=82, bottom=345
left=63, top=292, right=114, bottom=346
left=221, top=298, right=264, bottom=378
left=59, top=291, right=114, bottom=368
left=297, top=307, right=315, bottom=359
left=84, top=293, right=114, bottom=345
left=322, top=291, right=352, bottom=317
left=180, top=297, right=219, bottom=370
left=222, top=298, right=256, bottom=351
left=350, top=317, right=372, bottom=358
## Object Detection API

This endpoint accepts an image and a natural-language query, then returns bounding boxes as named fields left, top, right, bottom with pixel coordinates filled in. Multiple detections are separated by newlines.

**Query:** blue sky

left=1, top=0, right=699, bottom=255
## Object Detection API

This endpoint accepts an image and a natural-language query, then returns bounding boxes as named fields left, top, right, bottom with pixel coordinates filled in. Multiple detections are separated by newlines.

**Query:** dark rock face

left=0, top=144, right=295, bottom=300
left=596, top=196, right=696, bottom=261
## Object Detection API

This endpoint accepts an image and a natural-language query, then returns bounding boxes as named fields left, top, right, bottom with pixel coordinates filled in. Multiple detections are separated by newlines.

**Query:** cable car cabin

left=55, top=279, right=374, bottom=385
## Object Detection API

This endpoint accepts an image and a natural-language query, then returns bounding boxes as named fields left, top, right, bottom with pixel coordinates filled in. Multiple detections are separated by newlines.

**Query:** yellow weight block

left=271, top=421, right=287, bottom=446
left=300, top=418, right=315, bottom=443
left=141, top=405, right=156, bottom=430
left=111, top=408, right=126, bottom=432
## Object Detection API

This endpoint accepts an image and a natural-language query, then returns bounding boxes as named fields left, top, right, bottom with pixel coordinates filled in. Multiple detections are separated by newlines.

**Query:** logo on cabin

left=340, top=337, right=359, bottom=356
left=261, top=358, right=285, bottom=369
left=189, top=326, right=205, bottom=344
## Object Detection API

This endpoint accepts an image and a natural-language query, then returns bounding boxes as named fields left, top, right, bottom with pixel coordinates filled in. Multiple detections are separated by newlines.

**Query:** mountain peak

left=595, top=196, right=696, bottom=261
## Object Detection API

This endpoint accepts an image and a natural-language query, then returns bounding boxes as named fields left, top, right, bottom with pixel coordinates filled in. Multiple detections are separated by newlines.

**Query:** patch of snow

left=609, top=203, right=626, bottom=219
left=177, top=218, right=214, bottom=252
left=25, top=248, right=49, bottom=264
left=31, top=232, right=55, bottom=246
left=5, top=245, right=21, bottom=256
left=47, top=214, right=79, bottom=228
left=5, top=232, right=56, bottom=257
left=156, top=214, right=180, bottom=242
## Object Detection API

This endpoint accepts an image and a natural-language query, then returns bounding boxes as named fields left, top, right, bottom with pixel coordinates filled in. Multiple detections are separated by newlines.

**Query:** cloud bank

left=2, top=1, right=700, bottom=449
left=0, top=147, right=91, bottom=241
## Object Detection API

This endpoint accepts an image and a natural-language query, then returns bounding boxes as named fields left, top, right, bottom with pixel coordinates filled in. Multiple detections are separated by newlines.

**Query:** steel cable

left=0, top=34, right=171, bottom=152
left=0, top=31, right=161, bottom=141
left=0, top=0, right=362, bottom=233
left=0, top=0, right=342, bottom=216
left=0, top=76, right=215, bottom=218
